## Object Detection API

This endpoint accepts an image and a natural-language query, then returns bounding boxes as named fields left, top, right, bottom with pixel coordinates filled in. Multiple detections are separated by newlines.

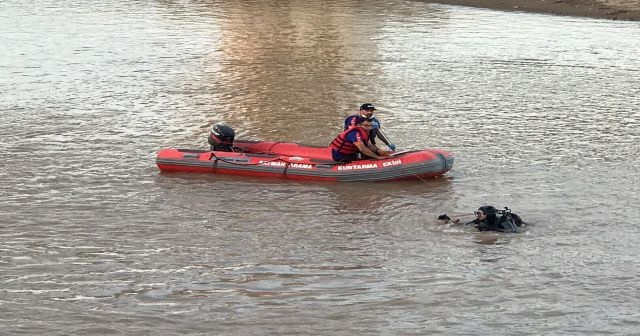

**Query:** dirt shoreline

left=423, top=0, right=640, bottom=20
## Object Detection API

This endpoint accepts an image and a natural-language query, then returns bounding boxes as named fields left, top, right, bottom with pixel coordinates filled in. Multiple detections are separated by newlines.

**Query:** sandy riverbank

left=424, top=0, right=640, bottom=20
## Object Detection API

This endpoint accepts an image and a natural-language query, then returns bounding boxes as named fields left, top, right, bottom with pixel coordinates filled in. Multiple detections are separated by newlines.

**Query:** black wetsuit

left=467, top=212, right=524, bottom=233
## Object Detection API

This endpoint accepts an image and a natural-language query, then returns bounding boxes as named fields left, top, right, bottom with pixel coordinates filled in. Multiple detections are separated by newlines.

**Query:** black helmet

left=477, top=205, right=497, bottom=215
left=208, top=122, right=235, bottom=146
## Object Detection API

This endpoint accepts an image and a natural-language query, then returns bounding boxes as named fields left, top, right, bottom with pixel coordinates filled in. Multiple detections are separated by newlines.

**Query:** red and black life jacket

left=330, top=127, right=369, bottom=154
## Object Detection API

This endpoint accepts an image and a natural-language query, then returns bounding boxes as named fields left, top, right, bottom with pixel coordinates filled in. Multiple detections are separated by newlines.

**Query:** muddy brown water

left=2, top=1, right=639, bottom=335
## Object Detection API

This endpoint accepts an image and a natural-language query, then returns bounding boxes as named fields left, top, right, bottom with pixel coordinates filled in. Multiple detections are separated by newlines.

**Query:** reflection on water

left=1, top=0, right=640, bottom=335
left=199, top=2, right=456, bottom=142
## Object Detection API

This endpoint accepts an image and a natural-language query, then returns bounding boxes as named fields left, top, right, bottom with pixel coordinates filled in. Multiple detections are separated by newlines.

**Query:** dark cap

left=360, top=103, right=376, bottom=111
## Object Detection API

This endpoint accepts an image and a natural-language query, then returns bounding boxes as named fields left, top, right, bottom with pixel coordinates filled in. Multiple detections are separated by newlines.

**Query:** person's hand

left=378, top=150, right=392, bottom=157
left=387, top=143, right=396, bottom=151
left=437, top=214, right=460, bottom=223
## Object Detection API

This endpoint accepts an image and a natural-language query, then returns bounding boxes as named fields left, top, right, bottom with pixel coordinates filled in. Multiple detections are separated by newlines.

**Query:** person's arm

left=354, top=141, right=384, bottom=159
left=376, top=128, right=396, bottom=150
left=371, top=118, right=396, bottom=150
left=366, top=142, right=391, bottom=157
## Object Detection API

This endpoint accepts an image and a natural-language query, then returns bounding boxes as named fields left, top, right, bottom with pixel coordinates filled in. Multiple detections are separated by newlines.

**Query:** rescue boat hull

left=156, top=140, right=454, bottom=182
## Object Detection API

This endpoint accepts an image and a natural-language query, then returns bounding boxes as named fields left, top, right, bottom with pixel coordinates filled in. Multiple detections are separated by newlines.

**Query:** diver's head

left=475, top=205, right=497, bottom=222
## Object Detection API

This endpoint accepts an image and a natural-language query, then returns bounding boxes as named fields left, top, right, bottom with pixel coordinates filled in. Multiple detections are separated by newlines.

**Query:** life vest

left=330, top=127, right=369, bottom=154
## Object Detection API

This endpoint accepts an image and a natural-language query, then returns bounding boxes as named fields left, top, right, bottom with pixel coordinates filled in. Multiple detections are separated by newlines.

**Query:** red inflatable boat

left=156, top=139, right=454, bottom=182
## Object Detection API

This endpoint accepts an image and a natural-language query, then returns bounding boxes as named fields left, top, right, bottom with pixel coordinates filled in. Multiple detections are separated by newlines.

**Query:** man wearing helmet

left=344, top=103, right=396, bottom=152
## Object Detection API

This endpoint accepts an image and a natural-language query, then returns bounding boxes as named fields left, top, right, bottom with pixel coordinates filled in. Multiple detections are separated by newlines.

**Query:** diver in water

left=438, top=206, right=525, bottom=233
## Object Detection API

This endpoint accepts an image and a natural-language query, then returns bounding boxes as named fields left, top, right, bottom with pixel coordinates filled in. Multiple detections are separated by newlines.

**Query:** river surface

left=2, top=1, right=639, bottom=335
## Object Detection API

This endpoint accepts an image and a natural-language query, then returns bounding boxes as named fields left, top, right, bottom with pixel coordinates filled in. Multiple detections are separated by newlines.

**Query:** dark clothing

left=332, top=152, right=360, bottom=162
left=467, top=212, right=524, bottom=233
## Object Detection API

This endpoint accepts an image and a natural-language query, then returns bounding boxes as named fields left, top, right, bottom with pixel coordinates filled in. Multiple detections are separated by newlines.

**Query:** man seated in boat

left=344, top=103, right=396, bottom=151
left=330, top=116, right=391, bottom=162
left=438, top=206, right=525, bottom=233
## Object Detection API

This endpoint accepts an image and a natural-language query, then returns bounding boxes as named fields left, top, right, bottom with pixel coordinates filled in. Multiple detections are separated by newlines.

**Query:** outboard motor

left=208, top=122, right=235, bottom=152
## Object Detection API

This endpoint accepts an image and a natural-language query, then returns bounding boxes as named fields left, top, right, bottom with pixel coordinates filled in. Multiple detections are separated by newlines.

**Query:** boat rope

left=413, top=173, right=428, bottom=183
left=266, top=142, right=283, bottom=153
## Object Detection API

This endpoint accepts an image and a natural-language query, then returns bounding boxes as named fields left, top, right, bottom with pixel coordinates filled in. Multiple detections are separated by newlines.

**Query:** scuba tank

left=496, top=212, right=519, bottom=233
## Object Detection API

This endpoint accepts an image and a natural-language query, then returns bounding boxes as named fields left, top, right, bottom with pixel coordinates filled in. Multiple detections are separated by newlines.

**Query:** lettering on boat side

left=337, top=163, right=379, bottom=171
left=258, top=160, right=313, bottom=169
left=289, top=163, right=313, bottom=169
left=219, top=158, right=249, bottom=163
left=382, top=159, right=402, bottom=167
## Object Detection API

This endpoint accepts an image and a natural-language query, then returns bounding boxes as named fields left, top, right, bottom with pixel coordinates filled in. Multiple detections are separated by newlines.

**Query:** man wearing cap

left=344, top=103, right=396, bottom=152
